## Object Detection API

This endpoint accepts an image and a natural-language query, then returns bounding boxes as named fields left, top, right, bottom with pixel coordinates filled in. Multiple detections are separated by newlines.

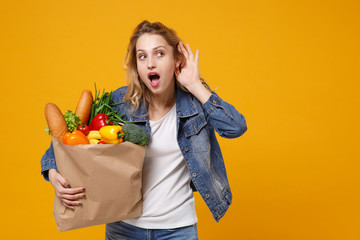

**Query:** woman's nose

left=147, top=56, right=156, bottom=69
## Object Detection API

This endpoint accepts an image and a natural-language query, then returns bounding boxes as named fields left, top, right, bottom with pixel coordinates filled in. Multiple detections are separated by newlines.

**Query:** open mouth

left=148, top=72, right=160, bottom=87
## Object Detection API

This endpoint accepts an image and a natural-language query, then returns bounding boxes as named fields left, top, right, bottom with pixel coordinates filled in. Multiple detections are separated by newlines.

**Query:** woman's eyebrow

left=136, top=46, right=166, bottom=52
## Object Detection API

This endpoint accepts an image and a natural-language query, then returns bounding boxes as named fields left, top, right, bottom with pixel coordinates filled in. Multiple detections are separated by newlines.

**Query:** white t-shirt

left=123, top=104, right=197, bottom=229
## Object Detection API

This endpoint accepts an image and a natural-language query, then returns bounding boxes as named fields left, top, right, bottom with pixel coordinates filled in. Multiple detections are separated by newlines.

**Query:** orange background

left=1, top=0, right=360, bottom=239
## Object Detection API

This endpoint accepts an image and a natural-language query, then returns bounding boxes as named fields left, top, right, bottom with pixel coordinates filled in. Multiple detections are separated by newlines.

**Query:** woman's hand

left=49, top=169, right=86, bottom=210
left=175, top=42, right=200, bottom=89
left=176, top=42, right=211, bottom=104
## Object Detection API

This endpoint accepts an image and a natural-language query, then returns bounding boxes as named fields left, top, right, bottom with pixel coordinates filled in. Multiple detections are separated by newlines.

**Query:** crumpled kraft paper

left=51, top=136, right=145, bottom=232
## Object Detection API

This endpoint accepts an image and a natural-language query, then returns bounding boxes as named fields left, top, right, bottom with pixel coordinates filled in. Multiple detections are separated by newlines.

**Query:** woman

left=41, top=20, right=247, bottom=239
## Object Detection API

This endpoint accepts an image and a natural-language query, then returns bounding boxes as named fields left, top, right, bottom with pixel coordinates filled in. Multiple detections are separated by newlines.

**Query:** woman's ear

left=175, top=42, right=185, bottom=71
left=175, top=59, right=181, bottom=69
left=174, top=58, right=181, bottom=77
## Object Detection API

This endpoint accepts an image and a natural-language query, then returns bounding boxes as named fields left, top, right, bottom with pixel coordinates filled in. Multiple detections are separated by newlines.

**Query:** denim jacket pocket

left=183, top=114, right=209, bottom=153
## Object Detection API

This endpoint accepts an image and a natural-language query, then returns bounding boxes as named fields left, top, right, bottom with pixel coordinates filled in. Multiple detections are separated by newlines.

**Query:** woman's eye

left=157, top=52, right=164, bottom=57
left=138, top=55, right=146, bottom=60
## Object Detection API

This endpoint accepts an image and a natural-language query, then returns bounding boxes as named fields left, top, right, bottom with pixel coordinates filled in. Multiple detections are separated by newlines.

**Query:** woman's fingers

left=62, top=199, right=82, bottom=210
left=62, top=186, right=86, bottom=195
left=56, top=186, right=85, bottom=198
left=59, top=187, right=86, bottom=210
left=57, top=186, right=86, bottom=201
left=49, top=169, right=86, bottom=210
left=62, top=192, right=86, bottom=201
left=62, top=201, right=74, bottom=210
left=195, top=49, right=199, bottom=63
left=178, top=42, right=189, bottom=59
left=55, top=171, right=71, bottom=188
left=62, top=198, right=83, bottom=207
left=179, top=42, right=198, bottom=63
left=49, top=169, right=71, bottom=189
left=185, top=43, right=194, bottom=60
left=178, top=42, right=199, bottom=65
left=51, top=170, right=85, bottom=194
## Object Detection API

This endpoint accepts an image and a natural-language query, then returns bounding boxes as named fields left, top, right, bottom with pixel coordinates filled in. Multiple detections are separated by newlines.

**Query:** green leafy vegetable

left=64, top=110, right=81, bottom=132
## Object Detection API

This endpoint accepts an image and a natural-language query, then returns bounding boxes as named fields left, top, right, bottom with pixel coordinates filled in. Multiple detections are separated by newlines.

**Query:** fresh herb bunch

left=88, top=83, right=128, bottom=125
left=64, top=110, right=81, bottom=132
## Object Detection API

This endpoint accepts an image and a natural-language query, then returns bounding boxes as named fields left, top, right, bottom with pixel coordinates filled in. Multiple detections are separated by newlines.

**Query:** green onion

left=87, top=83, right=127, bottom=125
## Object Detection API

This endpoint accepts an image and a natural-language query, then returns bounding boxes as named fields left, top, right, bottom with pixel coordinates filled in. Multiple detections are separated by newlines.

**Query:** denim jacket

left=40, top=85, right=247, bottom=222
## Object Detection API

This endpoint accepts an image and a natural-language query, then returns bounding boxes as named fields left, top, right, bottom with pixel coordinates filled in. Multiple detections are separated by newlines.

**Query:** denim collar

left=128, top=85, right=198, bottom=122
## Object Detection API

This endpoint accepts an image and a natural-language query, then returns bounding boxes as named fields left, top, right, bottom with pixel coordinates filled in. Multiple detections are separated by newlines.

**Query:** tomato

left=77, top=124, right=90, bottom=136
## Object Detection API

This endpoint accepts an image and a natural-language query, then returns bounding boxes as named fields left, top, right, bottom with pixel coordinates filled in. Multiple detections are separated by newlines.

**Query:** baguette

left=45, top=103, right=68, bottom=142
left=75, top=90, right=93, bottom=125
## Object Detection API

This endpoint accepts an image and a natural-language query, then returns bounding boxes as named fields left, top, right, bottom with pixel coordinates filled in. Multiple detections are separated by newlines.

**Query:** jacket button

left=184, top=147, right=189, bottom=152
left=192, top=173, right=197, bottom=178
left=212, top=99, right=217, bottom=104
left=205, top=194, right=210, bottom=198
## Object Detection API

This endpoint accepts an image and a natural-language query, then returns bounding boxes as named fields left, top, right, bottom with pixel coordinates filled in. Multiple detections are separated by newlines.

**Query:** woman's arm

left=176, top=42, right=247, bottom=138
left=40, top=142, right=57, bottom=181
left=202, top=92, right=247, bottom=138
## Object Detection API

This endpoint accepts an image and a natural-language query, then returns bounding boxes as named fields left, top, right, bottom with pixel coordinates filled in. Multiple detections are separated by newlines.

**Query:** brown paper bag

left=51, top=136, right=145, bottom=232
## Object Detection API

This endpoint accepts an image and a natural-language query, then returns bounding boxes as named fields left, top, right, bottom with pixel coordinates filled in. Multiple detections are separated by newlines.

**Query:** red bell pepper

left=88, top=114, right=113, bottom=131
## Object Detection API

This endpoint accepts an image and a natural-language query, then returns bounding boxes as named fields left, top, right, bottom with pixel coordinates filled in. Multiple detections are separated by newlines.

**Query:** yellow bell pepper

left=99, top=125, right=124, bottom=144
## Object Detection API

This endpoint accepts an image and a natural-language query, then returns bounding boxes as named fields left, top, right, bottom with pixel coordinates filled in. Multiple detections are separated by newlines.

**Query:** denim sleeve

left=202, top=92, right=247, bottom=139
left=40, top=141, right=57, bottom=181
